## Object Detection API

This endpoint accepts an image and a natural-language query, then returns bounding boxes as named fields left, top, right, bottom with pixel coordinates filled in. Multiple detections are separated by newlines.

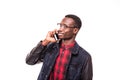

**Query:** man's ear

left=73, top=28, right=79, bottom=34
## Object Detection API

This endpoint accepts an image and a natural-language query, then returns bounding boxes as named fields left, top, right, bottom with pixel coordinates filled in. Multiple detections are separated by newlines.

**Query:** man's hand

left=42, top=29, right=57, bottom=46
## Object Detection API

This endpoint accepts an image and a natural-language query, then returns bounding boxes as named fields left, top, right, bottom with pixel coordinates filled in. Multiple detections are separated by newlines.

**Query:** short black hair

left=65, top=14, right=82, bottom=29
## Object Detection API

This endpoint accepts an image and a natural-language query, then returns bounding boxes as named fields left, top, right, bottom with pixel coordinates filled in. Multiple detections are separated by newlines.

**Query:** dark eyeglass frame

left=57, top=23, right=77, bottom=29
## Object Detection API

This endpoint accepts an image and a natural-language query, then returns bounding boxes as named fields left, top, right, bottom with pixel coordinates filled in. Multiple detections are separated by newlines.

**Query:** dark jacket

left=26, top=41, right=93, bottom=80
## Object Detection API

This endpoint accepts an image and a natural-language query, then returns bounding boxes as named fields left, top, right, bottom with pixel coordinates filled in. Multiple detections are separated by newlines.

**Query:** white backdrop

left=0, top=0, right=120, bottom=80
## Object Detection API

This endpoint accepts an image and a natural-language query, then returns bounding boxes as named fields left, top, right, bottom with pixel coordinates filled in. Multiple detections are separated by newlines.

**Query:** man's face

left=58, top=17, right=78, bottom=40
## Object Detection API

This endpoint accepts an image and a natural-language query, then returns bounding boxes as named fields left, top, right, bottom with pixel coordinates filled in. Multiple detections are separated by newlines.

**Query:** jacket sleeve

left=25, top=41, right=47, bottom=65
left=80, top=55, right=93, bottom=80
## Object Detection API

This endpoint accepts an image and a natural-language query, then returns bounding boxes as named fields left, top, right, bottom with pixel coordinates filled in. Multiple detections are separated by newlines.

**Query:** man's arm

left=80, top=55, right=93, bottom=80
left=26, top=30, right=57, bottom=65
left=25, top=41, right=47, bottom=65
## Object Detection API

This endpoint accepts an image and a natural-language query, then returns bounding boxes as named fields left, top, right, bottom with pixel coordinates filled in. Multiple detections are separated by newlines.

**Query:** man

left=26, top=14, right=93, bottom=80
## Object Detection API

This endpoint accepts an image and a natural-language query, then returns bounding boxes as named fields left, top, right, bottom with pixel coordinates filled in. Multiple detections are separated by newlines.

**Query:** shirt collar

left=54, top=40, right=80, bottom=55
left=60, top=41, right=75, bottom=49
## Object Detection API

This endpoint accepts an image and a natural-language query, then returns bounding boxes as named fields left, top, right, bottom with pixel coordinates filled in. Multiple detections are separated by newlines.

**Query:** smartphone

left=54, top=33, right=59, bottom=40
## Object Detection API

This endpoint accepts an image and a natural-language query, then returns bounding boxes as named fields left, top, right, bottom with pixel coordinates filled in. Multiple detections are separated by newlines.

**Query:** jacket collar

left=53, top=40, right=80, bottom=55
left=70, top=42, right=79, bottom=55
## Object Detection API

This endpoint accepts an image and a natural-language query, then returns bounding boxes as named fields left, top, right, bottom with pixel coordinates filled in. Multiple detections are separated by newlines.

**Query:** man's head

left=65, top=14, right=82, bottom=29
left=57, top=14, right=82, bottom=40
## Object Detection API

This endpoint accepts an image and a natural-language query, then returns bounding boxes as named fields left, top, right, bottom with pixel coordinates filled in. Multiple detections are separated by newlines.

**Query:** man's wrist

left=41, top=39, right=50, bottom=46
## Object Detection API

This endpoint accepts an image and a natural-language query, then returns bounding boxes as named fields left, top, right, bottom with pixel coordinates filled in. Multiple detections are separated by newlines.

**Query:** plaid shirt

left=49, top=42, right=75, bottom=80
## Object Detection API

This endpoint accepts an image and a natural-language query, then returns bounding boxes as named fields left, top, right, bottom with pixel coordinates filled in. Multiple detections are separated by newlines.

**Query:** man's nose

left=58, top=26, right=64, bottom=31
left=58, top=27, right=63, bottom=33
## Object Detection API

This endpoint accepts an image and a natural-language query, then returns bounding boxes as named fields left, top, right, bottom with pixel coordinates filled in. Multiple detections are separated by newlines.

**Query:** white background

left=0, top=0, right=120, bottom=80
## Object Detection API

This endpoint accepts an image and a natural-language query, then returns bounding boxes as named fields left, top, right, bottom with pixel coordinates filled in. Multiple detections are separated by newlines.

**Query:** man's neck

left=62, top=39, right=75, bottom=45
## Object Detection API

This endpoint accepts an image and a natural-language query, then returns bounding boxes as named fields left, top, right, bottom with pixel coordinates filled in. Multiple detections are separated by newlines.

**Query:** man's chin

left=58, top=36, right=63, bottom=39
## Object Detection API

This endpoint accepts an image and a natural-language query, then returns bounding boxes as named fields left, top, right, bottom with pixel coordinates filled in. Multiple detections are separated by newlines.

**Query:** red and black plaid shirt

left=49, top=42, right=75, bottom=80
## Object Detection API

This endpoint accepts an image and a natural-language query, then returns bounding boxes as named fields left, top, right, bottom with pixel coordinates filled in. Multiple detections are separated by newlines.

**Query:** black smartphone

left=54, top=33, right=59, bottom=40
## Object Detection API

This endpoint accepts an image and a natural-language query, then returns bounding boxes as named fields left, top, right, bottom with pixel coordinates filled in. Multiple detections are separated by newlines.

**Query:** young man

left=26, top=14, right=93, bottom=80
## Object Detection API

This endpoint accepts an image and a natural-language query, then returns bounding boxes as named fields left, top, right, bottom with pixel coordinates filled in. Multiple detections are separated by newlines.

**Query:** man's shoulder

left=75, top=42, right=91, bottom=58
left=47, top=42, right=59, bottom=49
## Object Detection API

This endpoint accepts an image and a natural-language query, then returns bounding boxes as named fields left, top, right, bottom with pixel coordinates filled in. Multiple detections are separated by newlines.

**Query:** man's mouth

left=58, top=33, right=63, bottom=36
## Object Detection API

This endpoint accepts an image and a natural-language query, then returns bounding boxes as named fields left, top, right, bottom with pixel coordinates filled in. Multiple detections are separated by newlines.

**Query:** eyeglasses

left=57, top=23, right=77, bottom=29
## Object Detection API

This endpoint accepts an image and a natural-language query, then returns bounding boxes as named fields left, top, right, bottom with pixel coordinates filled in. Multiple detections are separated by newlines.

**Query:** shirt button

left=50, top=66, right=52, bottom=69
left=45, top=75, right=48, bottom=78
